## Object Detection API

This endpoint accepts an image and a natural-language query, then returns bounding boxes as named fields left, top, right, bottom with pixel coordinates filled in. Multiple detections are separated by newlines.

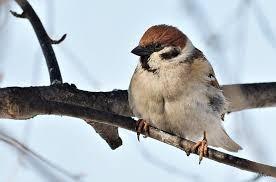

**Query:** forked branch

left=0, top=88, right=275, bottom=177
left=11, top=0, right=65, bottom=85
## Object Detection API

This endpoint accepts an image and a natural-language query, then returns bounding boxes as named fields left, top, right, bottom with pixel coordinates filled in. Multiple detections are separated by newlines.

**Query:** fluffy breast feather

left=129, top=57, right=225, bottom=131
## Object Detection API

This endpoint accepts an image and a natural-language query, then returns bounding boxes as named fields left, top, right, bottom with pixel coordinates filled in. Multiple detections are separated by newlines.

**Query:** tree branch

left=11, top=0, right=65, bottom=85
left=0, top=86, right=275, bottom=177
left=6, top=0, right=276, bottom=178
left=222, top=82, right=276, bottom=112
left=11, top=0, right=122, bottom=149
left=0, top=83, right=275, bottom=120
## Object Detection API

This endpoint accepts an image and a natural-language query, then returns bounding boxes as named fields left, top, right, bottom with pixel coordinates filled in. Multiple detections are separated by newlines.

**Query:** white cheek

left=150, top=52, right=161, bottom=61
left=147, top=52, right=162, bottom=68
left=149, top=47, right=175, bottom=64
left=147, top=40, right=195, bottom=68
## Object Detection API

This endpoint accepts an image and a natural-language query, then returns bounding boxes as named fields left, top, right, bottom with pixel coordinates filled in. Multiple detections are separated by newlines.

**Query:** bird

left=128, top=24, right=242, bottom=162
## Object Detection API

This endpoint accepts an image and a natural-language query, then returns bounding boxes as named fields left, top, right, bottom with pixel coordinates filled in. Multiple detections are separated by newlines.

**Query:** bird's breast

left=129, top=67, right=164, bottom=122
left=129, top=64, right=206, bottom=131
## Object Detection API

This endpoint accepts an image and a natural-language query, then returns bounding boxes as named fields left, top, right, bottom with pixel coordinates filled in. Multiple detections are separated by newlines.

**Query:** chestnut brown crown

left=139, top=24, right=187, bottom=48
left=131, top=25, right=188, bottom=57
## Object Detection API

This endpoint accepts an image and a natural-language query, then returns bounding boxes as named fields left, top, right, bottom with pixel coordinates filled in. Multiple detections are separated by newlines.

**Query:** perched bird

left=128, top=24, right=242, bottom=161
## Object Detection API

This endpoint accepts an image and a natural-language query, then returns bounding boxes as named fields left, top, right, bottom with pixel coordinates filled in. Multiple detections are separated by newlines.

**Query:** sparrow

left=128, top=24, right=242, bottom=162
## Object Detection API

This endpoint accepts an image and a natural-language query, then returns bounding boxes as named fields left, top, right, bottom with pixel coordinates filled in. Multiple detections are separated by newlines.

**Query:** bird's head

left=131, top=24, right=194, bottom=71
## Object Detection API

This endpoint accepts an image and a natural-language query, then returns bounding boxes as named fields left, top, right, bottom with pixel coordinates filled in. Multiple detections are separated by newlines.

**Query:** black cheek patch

left=160, top=48, right=180, bottom=60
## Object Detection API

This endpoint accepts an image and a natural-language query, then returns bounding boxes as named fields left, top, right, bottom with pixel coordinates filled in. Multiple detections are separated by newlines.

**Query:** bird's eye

left=153, top=43, right=163, bottom=52
left=146, top=43, right=163, bottom=52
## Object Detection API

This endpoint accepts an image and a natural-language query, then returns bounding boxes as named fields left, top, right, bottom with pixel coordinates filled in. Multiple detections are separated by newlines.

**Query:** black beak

left=131, top=45, right=152, bottom=57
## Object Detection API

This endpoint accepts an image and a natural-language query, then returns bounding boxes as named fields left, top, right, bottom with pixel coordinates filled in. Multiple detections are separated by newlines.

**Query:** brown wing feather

left=208, top=70, right=225, bottom=121
left=208, top=72, right=221, bottom=90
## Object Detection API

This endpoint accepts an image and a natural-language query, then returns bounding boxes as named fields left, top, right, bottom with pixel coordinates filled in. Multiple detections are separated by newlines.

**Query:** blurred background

left=0, top=0, right=276, bottom=181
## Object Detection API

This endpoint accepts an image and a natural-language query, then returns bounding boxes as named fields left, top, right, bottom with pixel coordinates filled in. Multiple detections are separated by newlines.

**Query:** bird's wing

left=208, top=68, right=221, bottom=90
left=207, top=68, right=226, bottom=121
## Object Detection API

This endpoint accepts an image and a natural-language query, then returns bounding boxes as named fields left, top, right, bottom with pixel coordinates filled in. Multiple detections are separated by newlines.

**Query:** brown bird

left=128, top=24, right=242, bottom=162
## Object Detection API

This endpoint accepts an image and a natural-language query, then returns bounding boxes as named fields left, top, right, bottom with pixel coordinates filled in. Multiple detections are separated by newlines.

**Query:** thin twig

left=0, top=130, right=83, bottom=180
left=0, top=2, right=10, bottom=31
left=21, top=102, right=276, bottom=178
left=252, top=1, right=276, bottom=48
left=137, top=143, right=201, bottom=181
left=11, top=0, right=65, bottom=85
left=10, top=0, right=119, bottom=150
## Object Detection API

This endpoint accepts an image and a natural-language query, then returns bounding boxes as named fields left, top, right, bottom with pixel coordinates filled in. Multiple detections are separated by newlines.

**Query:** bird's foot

left=136, top=119, right=150, bottom=141
left=191, top=131, right=208, bottom=164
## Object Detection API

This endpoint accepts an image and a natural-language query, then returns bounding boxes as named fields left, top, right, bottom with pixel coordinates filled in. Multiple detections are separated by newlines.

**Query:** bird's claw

left=191, top=131, right=208, bottom=164
left=136, top=119, right=150, bottom=141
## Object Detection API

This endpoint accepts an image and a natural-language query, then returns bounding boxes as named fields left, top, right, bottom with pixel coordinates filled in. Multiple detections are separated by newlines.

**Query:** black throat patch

left=140, top=56, right=157, bottom=73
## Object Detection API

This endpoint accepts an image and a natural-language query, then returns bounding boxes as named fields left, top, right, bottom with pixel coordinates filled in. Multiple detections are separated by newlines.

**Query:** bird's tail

left=208, top=125, right=242, bottom=152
